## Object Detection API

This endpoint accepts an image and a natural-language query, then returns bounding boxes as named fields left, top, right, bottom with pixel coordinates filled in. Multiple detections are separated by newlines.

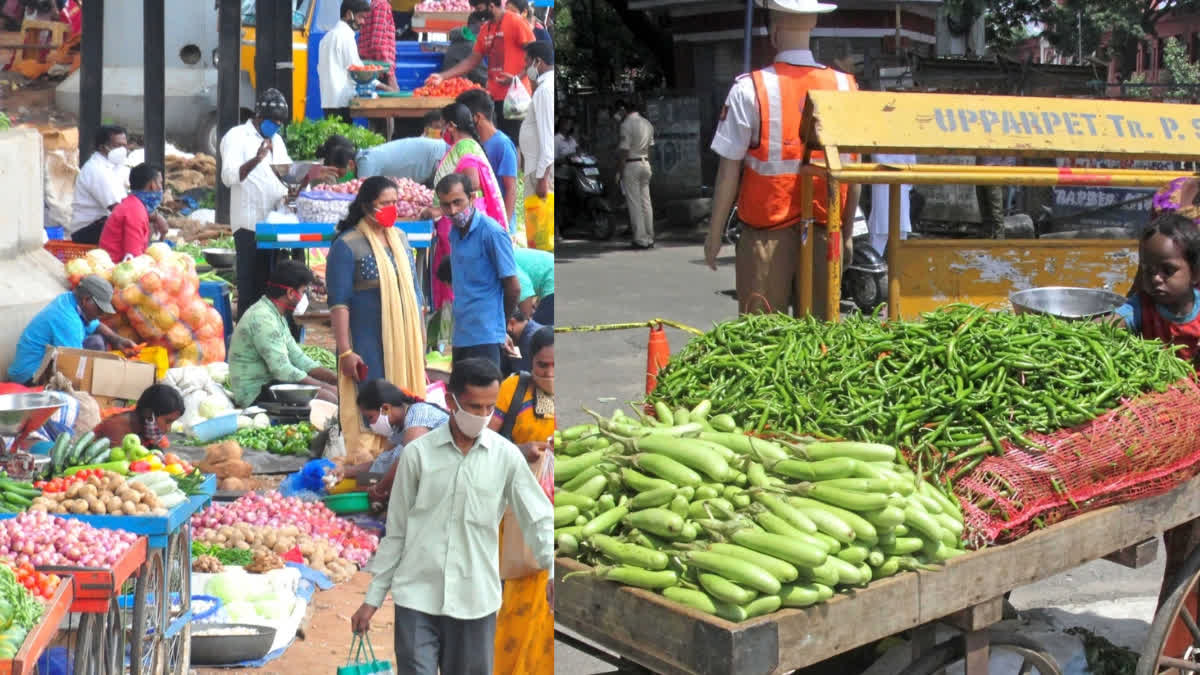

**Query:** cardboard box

left=33, top=347, right=157, bottom=405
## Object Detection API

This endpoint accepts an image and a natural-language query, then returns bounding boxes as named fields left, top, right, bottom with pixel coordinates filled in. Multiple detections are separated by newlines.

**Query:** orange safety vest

left=737, top=63, right=857, bottom=230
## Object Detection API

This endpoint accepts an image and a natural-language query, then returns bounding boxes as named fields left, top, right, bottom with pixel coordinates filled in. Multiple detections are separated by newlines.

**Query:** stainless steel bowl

left=0, top=393, right=68, bottom=437
left=1009, top=286, right=1127, bottom=320
left=269, top=384, right=320, bottom=406
left=202, top=248, right=236, bottom=268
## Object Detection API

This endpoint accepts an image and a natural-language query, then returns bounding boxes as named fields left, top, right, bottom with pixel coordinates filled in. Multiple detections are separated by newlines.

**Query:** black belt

left=628, top=157, right=649, bottom=161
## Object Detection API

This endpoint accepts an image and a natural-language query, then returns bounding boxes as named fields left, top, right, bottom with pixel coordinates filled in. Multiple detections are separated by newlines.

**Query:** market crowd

left=12, top=0, right=557, bottom=672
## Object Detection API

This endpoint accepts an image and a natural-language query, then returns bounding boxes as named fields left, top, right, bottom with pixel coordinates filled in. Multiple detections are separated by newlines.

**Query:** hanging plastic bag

left=499, top=451, right=552, bottom=580
left=503, top=76, right=531, bottom=120
left=338, top=633, right=394, bottom=675
left=524, top=192, right=555, bottom=252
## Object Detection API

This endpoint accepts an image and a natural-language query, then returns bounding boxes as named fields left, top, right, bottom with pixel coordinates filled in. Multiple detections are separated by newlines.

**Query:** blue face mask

left=86, top=319, right=100, bottom=334
left=452, top=206, right=475, bottom=229
left=132, top=190, right=163, bottom=213
left=260, top=119, right=281, bottom=139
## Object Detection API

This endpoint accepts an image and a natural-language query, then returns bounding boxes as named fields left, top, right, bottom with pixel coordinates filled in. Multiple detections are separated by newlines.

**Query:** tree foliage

left=985, top=0, right=1200, bottom=78
left=553, top=0, right=665, bottom=93
left=1163, top=36, right=1200, bottom=99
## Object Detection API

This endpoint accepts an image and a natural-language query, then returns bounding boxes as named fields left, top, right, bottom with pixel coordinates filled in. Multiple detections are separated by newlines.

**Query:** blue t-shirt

left=450, top=211, right=518, bottom=348
left=1116, top=288, right=1200, bottom=331
left=482, top=131, right=519, bottom=217
left=8, top=292, right=95, bottom=383
left=356, top=138, right=449, bottom=185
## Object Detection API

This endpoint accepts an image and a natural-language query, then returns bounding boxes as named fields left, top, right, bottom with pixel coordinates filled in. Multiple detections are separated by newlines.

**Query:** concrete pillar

left=0, top=129, right=71, bottom=379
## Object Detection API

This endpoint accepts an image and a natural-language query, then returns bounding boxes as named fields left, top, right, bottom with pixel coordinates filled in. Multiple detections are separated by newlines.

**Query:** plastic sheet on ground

left=167, top=439, right=312, bottom=475
left=192, top=564, right=320, bottom=668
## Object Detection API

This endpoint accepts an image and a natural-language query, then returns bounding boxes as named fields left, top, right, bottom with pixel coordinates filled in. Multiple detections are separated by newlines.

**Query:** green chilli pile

left=649, top=305, right=1194, bottom=481
left=554, top=406, right=965, bottom=622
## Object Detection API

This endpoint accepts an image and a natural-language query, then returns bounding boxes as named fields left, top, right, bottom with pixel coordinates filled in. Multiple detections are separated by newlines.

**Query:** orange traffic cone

left=646, top=324, right=670, bottom=394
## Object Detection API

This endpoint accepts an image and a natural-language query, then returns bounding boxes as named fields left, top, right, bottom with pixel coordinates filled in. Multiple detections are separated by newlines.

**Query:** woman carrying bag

left=488, top=326, right=554, bottom=675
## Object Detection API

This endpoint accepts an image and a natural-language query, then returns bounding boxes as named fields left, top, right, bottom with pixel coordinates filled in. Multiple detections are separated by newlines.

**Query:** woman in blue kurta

left=327, top=176, right=427, bottom=456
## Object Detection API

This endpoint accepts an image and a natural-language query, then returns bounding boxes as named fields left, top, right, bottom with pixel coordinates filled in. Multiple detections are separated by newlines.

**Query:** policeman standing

left=704, top=0, right=861, bottom=319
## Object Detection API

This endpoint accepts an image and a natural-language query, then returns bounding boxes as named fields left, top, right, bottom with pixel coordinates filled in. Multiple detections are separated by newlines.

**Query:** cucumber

left=80, top=438, right=111, bottom=465
left=49, top=434, right=72, bottom=472
left=67, top=431, right=95, bottom=466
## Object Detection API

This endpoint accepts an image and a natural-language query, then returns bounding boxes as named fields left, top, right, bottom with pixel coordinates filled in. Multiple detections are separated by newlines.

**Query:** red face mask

left=374, top=204, right=398, bottom=228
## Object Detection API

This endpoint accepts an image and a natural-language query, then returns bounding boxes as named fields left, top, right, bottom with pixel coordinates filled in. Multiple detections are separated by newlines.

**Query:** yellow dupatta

left=338, top=221, right=427, bottom=457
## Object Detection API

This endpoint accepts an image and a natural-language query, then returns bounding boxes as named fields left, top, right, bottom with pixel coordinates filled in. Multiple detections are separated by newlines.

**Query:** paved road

left=553, top=234, right=1163, bottom=673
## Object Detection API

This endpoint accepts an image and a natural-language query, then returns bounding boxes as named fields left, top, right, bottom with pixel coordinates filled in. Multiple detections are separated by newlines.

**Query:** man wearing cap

left=220, top=88, right=293, bottom=323
left=8, top=276, right=136, bottom=385
left=703, top=0, right=861, bottom=319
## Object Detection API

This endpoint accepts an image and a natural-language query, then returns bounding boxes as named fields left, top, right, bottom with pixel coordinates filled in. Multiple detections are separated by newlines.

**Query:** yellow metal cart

left=795, top=91, right=1200, bottom=320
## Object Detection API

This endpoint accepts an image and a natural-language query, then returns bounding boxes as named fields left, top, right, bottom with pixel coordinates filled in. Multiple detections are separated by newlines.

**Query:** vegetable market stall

left=553, top=305, right=1200, bottom=673
left=0, top=473, right=215, bottom=674
left=349, top=95, right=457, bottom=119
left=791, top=91, right=1200, bottom=320
left=555, top=471, right=1200, bottom=675
left=0, top=566, right=73, bottom=675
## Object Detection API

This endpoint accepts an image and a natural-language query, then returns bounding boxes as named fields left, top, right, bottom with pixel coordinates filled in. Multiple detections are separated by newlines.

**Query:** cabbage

left=237, top=416, right=253, bottom=430
left=198, top=396, right=230, bottom=420
left=223, top=601, right=260, bottom=624
left=206, top=362, right=229, bottom=385
left=253, top=597, right=294, bottom=621
left=205, top=571, right=253, bottom=605
left=253, top=414, right=270, bottom=429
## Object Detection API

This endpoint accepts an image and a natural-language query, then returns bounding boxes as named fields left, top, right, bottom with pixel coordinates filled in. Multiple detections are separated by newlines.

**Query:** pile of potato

left=193, top=523, right=357, bottom=583
left=29, top=472, right=167, bottom=516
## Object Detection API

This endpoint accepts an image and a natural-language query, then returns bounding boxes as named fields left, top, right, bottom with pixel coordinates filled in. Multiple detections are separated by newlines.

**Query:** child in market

left=1115, top=208, right=1200, bottom=609
left=1115, top=212, right=1200, bottom=364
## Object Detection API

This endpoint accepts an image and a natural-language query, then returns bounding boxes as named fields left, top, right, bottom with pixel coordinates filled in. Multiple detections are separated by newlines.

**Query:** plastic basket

left=43, top=240, right=92, bottom=263
left=191, top=414, right=238, bottom=443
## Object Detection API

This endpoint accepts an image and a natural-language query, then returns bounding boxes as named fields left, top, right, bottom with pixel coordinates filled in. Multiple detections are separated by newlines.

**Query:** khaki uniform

left=619, top=113, right=656, bottom=247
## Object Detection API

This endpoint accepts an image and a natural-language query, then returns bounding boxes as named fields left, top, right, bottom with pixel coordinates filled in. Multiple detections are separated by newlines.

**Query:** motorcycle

left=555, top=152, right=615, bottom=240
left=842, top=235, right=889, bottom=314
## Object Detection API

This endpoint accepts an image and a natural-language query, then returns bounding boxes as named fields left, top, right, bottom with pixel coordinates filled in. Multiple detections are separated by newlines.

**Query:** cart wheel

left=100, top=597, right=125, bottom=675
left=164, top=527, right=192, bottom=675
left=129, top=551, right=164, bottom=675
left=160, top=623, right=190, bottom=675
left=72, top=612, right=97, bottom=675
left=1138, top=541, right=1200, bottom=674
left=897, top=630, right=1062, bottom=675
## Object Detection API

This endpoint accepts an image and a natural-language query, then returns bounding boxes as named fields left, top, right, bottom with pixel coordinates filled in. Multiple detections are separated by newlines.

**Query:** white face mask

left=294, top=293, right=309, bottom=315
left=106, top=146, right=128, bottom=165
left=526, top=64, right=540, bottom=81
left=369, top=411, right=393, bottom=437
left=452, top=394, right=491, bottom=439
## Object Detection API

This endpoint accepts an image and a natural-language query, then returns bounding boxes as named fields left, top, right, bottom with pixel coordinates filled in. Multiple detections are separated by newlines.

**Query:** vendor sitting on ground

left=98, top=163, right=163, bottom=262
left=341, top=379, right=450, bottom=507
left=502, top=308, right=543, bottom=376
left=228, top=261, right=338, bottom=407
left=7, top=275, right=136, bottom=385
left=93, top=383, right=186, bottom=450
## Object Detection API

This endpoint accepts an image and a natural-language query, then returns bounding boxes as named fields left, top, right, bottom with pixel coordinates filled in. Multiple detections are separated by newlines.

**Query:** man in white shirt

left=219, top=88, right=292, bottom=322
left=518, top=41, right=554, bottom=200
left=70, top=125, right=128, bottom=244
left=554, top=118, right=578, bottom=160
left=350, top=357, right=553, bottom=675
left=319, top=0, right=369, bottom=124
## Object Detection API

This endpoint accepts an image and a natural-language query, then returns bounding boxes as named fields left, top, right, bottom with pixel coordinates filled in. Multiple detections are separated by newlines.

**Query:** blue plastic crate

left=199, top=280, right=233, bottom=350
left=395, top=61, right=442, bottom=91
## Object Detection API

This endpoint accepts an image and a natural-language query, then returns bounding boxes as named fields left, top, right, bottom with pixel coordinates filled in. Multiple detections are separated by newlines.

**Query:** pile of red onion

left=190, top=492, right=379, bottom=565
left=0, top=512, right=139, bottom=568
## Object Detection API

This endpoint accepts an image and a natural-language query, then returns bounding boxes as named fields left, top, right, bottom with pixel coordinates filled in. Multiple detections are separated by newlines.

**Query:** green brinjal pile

left=649, top=305, right=1193, bottom=482
left=554, top=404, right=965, bottom=622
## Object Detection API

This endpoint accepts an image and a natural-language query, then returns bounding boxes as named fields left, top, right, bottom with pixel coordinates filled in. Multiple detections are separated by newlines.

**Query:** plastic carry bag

left=503, top=77, right=531, bottom=120
left=338, top=633, right=394, bottom=675
left=499, top=452, right=552, bottom=580
left=524, top=192, right=554, bottom=251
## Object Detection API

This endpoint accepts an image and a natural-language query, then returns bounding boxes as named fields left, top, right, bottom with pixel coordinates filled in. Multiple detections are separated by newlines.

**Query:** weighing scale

left=0, top=392, right=68, bottom=479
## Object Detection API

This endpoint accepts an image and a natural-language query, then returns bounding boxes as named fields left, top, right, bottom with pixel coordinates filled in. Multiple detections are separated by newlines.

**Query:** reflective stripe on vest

left=738, top=63, right=855, bottom=230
